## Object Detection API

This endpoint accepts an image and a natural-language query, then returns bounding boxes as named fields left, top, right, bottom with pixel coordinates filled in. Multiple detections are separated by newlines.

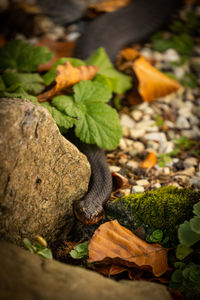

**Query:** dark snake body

left=73, top=0, right=180, bottom=224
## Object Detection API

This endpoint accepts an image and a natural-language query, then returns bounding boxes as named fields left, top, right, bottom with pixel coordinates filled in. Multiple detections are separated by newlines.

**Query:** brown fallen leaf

left=141, top=152, right=157, bottom=169
left=112, top=172, right=129, bottom=190
left=38, top=62, right=98, bottom=102
left=88, top=220, right=169, bottom=277
left=88, top=0, right=131, bottom=14
left=118, top=48, right=181, bottom=103
left=37, top=38, right=75, bottom=72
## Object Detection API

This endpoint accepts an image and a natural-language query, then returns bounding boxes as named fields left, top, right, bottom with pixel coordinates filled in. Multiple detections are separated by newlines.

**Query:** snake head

left=73, top=200, right=104, bottom=225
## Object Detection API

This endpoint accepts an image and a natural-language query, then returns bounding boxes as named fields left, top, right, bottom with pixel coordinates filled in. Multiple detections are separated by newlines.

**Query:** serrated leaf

left=190, top=216, right=200, bottom=234
left=52, top=81, right=122, bottom=149
left=174, top=262, right=186, bottom=270
left=43, top=57, right=85, bottom=85
left=86, top=47, right=132, bottom=94
left=0, top=40, right=53, bottom=72
left=74, top=80, right=111, bottom=103
left=93, top=74, right=114, bottom=91
left=152, top=230, right=163, bottom=241
left=178, top=221, right=200, bottom=247
left=193, top=202, right=200, bottom=217
left=171, top=269, right=184, bottom=283
left=40, top=101, right=75, bottom=130
left=176, top=244, right=193, bottom=260
left=3, top=71, right=45, bottom=94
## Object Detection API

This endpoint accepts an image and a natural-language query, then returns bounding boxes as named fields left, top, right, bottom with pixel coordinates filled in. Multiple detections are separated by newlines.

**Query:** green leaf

left=86, top=47, right=132, bottom=94
left=74, top=80, right=111, bottom=103
left=37, top=248, right=53, bottom=260
left=0, top=39, right=53, bottom=72
left=180, top=73, right=198, bottom=88
left=174, top=262, right=186, bottom=270
left=171, top=269, right=184, bottom=283
left=23, top=238, right=37, bottom=254
left=43, top=57, right=85, bottom=85
left=52, top=81, right=122, bottom=149
left=93, top=74, right=114, bottom=91
left=152, top=229, right=163, bottom=241
left=172, top=33, right=194, bottom=56
left=193, top=202, right=200, bottom=217
left=176, top=244, right=193, bottom=260
left=190, top=216, right=200, bottom=234
left=0, top=84, right=38, bottom=103
left=3, top=71, right=45, bottom=94
left=178, top=221, right=200, bottom=247
left=40, top=102, right=75, bottom=130
left=69, top=242, right=89, bottom=259
left=0, top=76, right=6, bottom=91
left=152, top=39, right=174, bottom=52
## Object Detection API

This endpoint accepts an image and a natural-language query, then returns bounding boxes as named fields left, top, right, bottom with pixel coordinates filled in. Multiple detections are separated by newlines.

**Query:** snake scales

left=41, top=0, right=180, bottom=224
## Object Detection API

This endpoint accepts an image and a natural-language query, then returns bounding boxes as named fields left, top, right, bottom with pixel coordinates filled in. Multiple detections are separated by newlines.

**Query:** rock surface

left=0, top=241, right=172, bottom=300
left=0, top=98, right=91, bottom=245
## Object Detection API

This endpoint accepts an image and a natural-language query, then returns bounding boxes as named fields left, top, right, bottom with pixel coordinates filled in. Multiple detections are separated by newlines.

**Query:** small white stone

left=109, top=166, right=121, bottom=173
left=159, top=141, right=174, bottom=154
left=163, top=167, right=170, bottom=175
left=151, top=183, right=161, bottom=189
left=176, top=167, right=195, bottom=177
left=176, top=116, right=190, bottom=129
left=138, top=102, right=149, bottom=110
left=131, top=186, right=145, bottom=193
left=126, top=160, right=139, bottom=170
left=189, top=115, right=199, bottom=126
left=66, top=32, right=80, bottom=41
left=122, top=126, right=130, bottom=137
left=140, top=47, right=154, bottom=59
left=144, top=107, right=154, bottom=115
left=145, top=132, right=167, bottom=144
left=164, top=49, right=180, bottom=62
left=119, top=138, right=127, bottom=150
left=183, top=157, right=198, bottom=168
left=190, top=176, right=200, bottom=188
left=120, top=114, right=136, bottom=129
left=122, top=188, right=131, bottom=196
left=118, top=157, right=127, bottom=165
left=128, top=142, right=145, bottom=156
left=182, top=126, right=200, bottom=139
left=147, top=141, right=159, bottom=151
left=129, top=128, right=146, bottom=139
left=131, top=110, right=143, bottom=121
left=136, top=179, right=149, bottom=186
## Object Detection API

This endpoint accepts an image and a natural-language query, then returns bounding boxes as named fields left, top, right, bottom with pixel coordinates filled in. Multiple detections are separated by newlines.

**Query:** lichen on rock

left=105, top=186, right=200, bottom=240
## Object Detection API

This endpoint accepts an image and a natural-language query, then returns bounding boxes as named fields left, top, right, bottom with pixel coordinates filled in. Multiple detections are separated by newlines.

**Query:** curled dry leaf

left=112, top=172, right=129, bottom=190
left=89, top=0, right=131, bottom=13
left=38, top=62, right=98, bottom=102
left=88, top=220, right=169, bottom=277
left=141, top=152, right=157, bottom=169
left=118, top=48, right=180, bottom=102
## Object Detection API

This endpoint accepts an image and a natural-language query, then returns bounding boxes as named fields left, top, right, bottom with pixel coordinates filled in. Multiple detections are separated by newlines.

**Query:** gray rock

left=0, top=98, right=91, bottom=245
left=0, top=241, right=172, bottom=300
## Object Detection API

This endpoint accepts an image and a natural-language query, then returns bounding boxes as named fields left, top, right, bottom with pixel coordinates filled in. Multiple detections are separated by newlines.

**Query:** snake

left=40, top=0, right=180, bottom=224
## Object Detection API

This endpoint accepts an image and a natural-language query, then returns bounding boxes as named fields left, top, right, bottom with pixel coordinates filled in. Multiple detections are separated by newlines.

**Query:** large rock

left=0, top=241, right=172, bottom=300
left=0, top=98, right=91, bottom=245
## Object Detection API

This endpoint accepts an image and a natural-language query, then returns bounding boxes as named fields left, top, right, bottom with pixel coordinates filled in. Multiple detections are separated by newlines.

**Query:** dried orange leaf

left=118, top=48, right=180, bottom=102
left=89, top=0, right=131, bottom=13
left=88, top=220, right=169, bottom=277
left=141, top=152, right=157, bottom=169
left=133, top=56, right=180, bottom=102
left=38, top=62, right=98, bottom=102
left=95, top=264, right=127, bottom=276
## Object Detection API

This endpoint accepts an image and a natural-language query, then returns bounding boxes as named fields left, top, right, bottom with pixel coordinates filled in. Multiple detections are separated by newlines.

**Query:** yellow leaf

left=141, top=152, right=157, bottom=169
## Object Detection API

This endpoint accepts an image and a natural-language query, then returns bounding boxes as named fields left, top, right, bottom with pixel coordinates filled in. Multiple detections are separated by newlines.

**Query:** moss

left=105, top=186, right=200, bottom=241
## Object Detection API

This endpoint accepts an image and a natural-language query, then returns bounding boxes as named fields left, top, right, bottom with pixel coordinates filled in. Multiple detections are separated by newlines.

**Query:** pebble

left=121, top=189, right=131, bottom=196
left=126, top=161, right=139, bottom=171
left=131, top=186, right=145, bottom=193
left=182, top=126, right=200, bottom=139
left=109, top=166, right=121, bottom=173
left=131, top=110, right=143, bottom=121
left=129, top=128, right=146, bottom=139
left=164, top=49, right=180, bottom=62
left=176, top=167, right=196, bottom=177
left=176, top=116, right=190, bottom=129
left=120, top=114, right=135, bottom=128
left=190, top=176, right=200, bottom=188
left=151, top=183, right=161, bottom=189
left=66, top=32, right=80, bottom=41
left=184, top=157, right=198, bottom=168
left=136, top=179, right=149, bottom=186
left=128, top=142, right=145, bottom=156
left=145, top=132, right=167, bottom=144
